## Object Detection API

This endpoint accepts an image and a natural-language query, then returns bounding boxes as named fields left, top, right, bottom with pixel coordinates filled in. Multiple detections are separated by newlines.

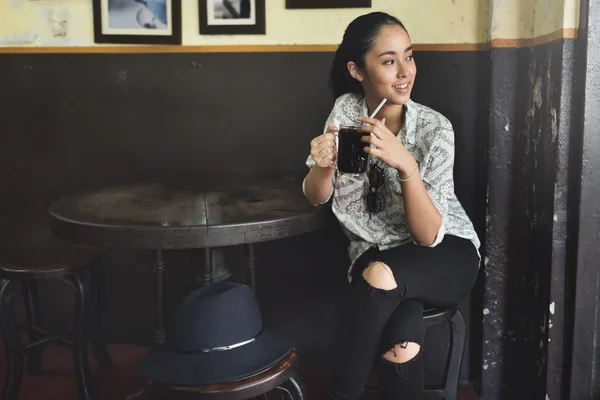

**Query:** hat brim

left=140, top=329, right=295, bottom=387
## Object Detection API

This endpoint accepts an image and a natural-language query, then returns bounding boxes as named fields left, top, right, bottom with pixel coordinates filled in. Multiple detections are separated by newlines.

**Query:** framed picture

left=93, top=0, right=182, bottom=44
left=199, top=0, right=265, bottom=35
left=286, top=0, right=371, bottom=8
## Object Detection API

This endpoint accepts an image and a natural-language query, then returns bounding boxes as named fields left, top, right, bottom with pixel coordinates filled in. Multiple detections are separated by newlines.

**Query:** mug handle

left=327, top=130, right=339, bottom=169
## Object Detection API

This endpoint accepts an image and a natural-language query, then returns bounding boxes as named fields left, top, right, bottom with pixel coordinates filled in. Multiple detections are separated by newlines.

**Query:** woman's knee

left=382, top=342, right=421, bottom=364
left=362, top=261, right=397, bottom=290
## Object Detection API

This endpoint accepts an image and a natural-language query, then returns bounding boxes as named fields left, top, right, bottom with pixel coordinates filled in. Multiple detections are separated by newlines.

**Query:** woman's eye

left=383, top=59, right=395, bottom=65
left=406, top=55, right=414, bottom=61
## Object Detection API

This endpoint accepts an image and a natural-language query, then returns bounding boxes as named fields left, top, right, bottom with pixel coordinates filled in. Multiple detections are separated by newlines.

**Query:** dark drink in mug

left=337, top=124, right=369, bottom=173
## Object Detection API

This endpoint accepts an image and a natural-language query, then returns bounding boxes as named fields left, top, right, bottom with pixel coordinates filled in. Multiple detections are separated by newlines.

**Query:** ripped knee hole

left=362, top=261, right=397, bottom=290
left=382, top=342, right=421, bottom=364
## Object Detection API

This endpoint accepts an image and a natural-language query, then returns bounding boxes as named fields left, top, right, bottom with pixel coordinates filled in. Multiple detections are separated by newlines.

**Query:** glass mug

left=335, top=124, right=370, bottom=174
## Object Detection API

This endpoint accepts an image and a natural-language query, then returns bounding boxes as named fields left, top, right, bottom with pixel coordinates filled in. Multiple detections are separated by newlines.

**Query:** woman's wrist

left=396, top=155, right=418, bottom=179
left=316, top=164, right=336, bottom=175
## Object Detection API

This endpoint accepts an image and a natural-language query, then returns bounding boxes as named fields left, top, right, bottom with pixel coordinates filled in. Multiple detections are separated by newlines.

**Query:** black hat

left=140, top=281, right=295, bottom=386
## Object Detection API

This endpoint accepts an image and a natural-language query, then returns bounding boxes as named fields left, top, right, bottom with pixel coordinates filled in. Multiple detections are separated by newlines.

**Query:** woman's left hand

left=359, top=116, right=416, bottom=174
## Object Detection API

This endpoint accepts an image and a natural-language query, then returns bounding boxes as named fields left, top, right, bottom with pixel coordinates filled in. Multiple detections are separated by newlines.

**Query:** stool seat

left=423, top=305, right=457, bottom=327
left=0, top=247, right=99, bottom=280
left=159, top=349, right=306, bottom=400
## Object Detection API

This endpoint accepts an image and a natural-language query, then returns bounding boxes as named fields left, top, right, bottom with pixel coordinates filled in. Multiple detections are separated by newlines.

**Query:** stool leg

left=88, top=259, right=113, bottom=369
left=69, top=274, right=95, bottom=400
left=22, top=280, right=44, bottom=375
left=0, top=279, right=24, bottom=400
left=125, top=383, right=165, bottom=400
left=444, top=310, right=466, bottom=400
left=276, top=374, right=307, bottom=400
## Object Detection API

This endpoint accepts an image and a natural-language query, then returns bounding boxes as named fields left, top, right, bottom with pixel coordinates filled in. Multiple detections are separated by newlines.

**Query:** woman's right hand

left=310, top=123, right=338, bottom=168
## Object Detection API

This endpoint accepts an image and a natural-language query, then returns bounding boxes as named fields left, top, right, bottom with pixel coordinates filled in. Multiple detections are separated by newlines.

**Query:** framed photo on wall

left=199, top=0, right=265, bottom=35
left=286, top=0, right=371, bottom=8
left=93, top=0, right=182, bottom=44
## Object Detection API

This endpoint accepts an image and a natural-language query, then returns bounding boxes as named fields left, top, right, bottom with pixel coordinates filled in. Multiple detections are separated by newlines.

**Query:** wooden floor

left=0, top=343, right=479, bottom=399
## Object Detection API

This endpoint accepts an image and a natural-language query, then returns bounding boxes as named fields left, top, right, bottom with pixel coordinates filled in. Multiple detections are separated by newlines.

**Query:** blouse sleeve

left=418, top=117, right=455, bottom=247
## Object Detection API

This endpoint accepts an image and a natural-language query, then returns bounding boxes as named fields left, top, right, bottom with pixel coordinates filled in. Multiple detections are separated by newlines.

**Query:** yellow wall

left=491, top=0, right=579, bottom=40
left=0, top=0, right=579, bottom=48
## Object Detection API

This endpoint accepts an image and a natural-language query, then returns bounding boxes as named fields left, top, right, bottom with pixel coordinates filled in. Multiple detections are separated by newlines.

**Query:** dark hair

left=329, top=12, right=408, bottom=98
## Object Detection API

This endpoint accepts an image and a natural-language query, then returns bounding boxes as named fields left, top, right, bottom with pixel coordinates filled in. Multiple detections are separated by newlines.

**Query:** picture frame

left=93, top=0, right=182, bottom=45
left=286, top=0, right=371, bottom=8
left=199, top=0, right=265, bottom=35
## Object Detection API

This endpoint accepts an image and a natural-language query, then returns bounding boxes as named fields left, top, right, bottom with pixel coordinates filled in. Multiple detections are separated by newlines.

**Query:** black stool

left=365, top=305, right=466, bottom=400
left=0, top=246, right=113, bottom=400
left=423, top=306, right=467, bottom=400
left=152, top=349, right=306, bottom=400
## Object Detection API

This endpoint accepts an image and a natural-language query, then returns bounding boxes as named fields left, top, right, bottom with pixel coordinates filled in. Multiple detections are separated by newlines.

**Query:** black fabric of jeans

left=324, top=235, right=479, bottom=400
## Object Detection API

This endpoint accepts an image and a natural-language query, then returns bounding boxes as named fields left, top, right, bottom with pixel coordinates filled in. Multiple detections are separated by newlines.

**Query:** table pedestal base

left=153, top=250, right=166, bottom=345
left=246, top=243, right=256, bottom=293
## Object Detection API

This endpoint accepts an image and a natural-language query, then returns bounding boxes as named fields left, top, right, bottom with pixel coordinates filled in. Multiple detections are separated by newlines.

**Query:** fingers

left=315, top=148, right=336, bottom=167
left=360, top=134, right=382, bottom=147
left=325, top=123, right=339, bottom=133
left=311, top=147, right=335, bottom=167
left=364, top=146, right=383, bottom=159
left=363, top=146, right=393, bottom=170
left=311, top=132, right=336, bottom=147
left=315, top=146, right=335, bottom=159
left=310, top=130, right=337, bottom=168
left=311, top=136, right=336, bottom=155
left=359, top=116, right=386, bottom=129
left=322, top=132, right=337, bottom=142
left=359, top=123, right=390, bottom=141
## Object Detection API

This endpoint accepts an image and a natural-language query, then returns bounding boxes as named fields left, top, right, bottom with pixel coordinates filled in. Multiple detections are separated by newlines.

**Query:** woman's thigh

left=352, top=235, right=479, bottom=307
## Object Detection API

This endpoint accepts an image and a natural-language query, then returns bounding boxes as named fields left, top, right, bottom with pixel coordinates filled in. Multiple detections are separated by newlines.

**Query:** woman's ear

left=347, top=61, right=364, bottom=82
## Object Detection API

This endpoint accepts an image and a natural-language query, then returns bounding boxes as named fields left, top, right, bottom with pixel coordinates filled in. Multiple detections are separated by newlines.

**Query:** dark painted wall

left=482, top=38, right=580, bottom=400
left=0, top=50, right=489, bottom=384
left=568, top=0, right=600, bottom=398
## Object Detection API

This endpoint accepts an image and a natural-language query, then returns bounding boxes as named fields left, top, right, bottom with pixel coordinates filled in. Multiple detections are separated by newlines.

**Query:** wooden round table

left=48, top=177, right=324, bottom=344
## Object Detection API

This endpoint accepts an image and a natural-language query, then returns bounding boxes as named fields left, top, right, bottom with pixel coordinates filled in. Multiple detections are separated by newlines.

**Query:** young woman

left=303, top=12, right=481, bottom=400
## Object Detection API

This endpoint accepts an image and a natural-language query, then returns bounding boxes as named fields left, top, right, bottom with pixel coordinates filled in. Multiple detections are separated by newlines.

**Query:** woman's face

left=349, top=24, right=416, bottom=107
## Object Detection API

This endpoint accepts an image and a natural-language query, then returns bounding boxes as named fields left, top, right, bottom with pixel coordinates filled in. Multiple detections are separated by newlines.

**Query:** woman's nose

left=397, top=64, right=408, bottom=78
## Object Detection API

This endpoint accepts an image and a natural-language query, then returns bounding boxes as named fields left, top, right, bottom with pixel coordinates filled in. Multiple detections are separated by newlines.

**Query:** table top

left=49, top=178, right=324, bottom=249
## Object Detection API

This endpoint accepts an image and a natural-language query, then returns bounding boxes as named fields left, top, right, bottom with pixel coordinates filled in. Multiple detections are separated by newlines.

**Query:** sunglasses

left=367, top=164, right=385, bottom=213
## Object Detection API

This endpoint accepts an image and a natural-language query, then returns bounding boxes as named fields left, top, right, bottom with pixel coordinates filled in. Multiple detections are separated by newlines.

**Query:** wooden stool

left=155, top=349, right=306, bottom=400
left=0, top=246, right=113, bottom=400
left=365, top=305, right=467, bottom=400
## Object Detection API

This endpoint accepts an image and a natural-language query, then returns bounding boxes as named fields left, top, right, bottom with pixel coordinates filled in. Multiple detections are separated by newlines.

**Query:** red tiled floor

left=0, top=343, right=478, bottom=399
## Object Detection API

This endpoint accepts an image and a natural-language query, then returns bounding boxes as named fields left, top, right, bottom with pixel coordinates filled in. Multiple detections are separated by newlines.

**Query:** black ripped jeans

left=324, top=235, right=480, bottom=400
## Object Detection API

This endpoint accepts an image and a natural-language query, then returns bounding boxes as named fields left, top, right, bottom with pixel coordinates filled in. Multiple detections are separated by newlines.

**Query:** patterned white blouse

left=304, top=93, right=481, bottom=281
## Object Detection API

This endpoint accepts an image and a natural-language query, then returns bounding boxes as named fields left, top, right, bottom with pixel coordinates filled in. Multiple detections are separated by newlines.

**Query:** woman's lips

left=393, top=83, right=410, bottom=93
